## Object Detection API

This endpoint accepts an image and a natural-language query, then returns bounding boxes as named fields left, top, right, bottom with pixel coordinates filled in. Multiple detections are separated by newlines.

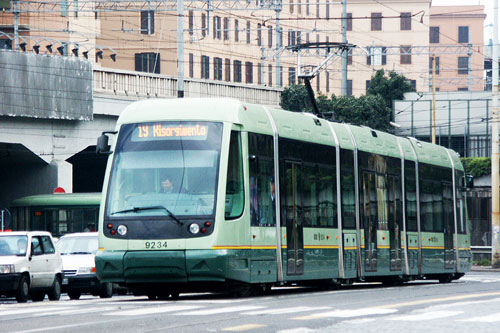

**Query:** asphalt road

left=1, top=272, right=500, bottom=332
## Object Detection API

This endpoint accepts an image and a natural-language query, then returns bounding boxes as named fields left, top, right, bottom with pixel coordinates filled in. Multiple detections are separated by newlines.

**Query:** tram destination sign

left=132, top=123, right=209, bottom=141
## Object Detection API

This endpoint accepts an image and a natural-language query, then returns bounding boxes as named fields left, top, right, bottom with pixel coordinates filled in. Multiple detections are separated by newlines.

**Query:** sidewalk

left=470, top=265, right=500, bottom=272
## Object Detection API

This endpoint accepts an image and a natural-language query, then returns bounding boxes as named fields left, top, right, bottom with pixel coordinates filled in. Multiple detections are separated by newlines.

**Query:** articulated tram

left=95, top=98, right=471, bottom=298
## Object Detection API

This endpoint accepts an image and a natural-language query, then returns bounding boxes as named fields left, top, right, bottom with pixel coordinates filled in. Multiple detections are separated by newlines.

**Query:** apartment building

left=0, top=1, right=486, bottom=96
left=429, top=5, right=485, bottom=92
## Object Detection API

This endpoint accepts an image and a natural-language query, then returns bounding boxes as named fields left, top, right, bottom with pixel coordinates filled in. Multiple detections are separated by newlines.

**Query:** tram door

left=284, top=161, right=304, bottom=275
left=362, top=172, right=378, bottom=272
left=443, top=183, right=455, bottom=269
left=388, top=176, right=402, bottom=271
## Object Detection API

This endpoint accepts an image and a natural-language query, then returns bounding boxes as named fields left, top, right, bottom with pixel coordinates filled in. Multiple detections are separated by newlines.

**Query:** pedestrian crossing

left=1, top=296, right=500, bottom=325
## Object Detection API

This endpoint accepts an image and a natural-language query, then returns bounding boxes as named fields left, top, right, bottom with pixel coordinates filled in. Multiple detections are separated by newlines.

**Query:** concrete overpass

left=0, top=53, right=282, bottom=210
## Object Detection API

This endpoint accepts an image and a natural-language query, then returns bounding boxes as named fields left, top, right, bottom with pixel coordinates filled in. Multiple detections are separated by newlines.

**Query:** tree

left=331, top=95, right=391, bottom=131
left=367, top=69, right=415, bottom=109
left=280, top=84, right=312, bottom=113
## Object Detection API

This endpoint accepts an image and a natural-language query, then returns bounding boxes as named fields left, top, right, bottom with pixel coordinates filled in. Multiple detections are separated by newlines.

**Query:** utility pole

left=177, top=0, right=184, bottom=97
left=432, top=55, right=436, bottom=144
left=275, top=1, right=282, bottom=87
left=341, top=0, right=348, bottom=96
left=492, top=0, right=500, bottom=268
left=13, top=0, right=19, bottom=51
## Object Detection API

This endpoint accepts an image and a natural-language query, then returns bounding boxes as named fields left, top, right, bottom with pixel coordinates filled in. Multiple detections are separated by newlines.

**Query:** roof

left=10, top=193, right=101, bottom=207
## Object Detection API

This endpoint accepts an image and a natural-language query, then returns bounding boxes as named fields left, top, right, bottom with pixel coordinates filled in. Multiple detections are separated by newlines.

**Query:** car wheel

left=68, top=291, right=81, bottom=300
left=15, top=275, right=30, bottom=303
left=99, top=282, right=113, bottom=299
left=48, top=276, right=62, bottom=301
left=31, top=292, right=45, bottom=302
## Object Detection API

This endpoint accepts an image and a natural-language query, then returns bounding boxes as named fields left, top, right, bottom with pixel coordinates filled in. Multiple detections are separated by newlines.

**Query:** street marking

left=242, top=306, right=331, bottom=315
left=222, top=324, right=266, bottom=331
left=387, top=310, right=462, bottom=321
left=0, top=307, right=68, bottom=316
left=277, top=328, right=317, bottom=333
left=104, top=305, right=201, bottom=316
left=342, top=318, right=377, bottom=324
left=459, top=312, right=500, bottom=322
left=178, top=305, right=264, bottom=315
left=292, top=308, right=397, bottom=320
left=37, top=306, right=118, bottom=317
left=375, top=291, right=500, bottom=309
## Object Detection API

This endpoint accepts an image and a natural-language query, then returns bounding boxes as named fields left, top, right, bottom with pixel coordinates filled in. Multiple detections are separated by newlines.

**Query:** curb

left=470, top=265, right=500, bottom=272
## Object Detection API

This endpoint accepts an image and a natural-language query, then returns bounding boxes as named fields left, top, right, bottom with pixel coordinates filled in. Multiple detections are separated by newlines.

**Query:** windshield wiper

left=111, top=206, right=183, bottom=225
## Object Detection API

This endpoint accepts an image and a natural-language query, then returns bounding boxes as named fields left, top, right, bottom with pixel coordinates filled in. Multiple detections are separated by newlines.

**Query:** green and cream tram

left=95, top=98, right=471, bottom=298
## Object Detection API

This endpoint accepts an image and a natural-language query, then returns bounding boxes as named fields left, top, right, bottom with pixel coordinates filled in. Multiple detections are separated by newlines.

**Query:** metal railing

left=93, top=67, right=282, bottom=106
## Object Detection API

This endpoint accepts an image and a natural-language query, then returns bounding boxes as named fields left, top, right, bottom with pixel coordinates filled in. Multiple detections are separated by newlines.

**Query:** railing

left=93, top=67, right=282, bottom=106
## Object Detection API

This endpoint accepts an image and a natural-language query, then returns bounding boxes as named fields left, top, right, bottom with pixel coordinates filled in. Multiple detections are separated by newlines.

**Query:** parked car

left=56, top=232, right=113, bottom=300
left=0, top=231, right=63, bottom=303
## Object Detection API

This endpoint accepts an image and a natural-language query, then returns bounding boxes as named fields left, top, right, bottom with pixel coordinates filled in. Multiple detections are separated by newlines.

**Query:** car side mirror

left=249, top=154, right=257, bottom=163
left=96, top=131, right=117, bottom=155
left=464, top=174, right=474, bottom=189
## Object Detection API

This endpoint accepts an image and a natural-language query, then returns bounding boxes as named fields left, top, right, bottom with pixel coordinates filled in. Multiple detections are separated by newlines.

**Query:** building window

left=347, top=13, right=352, bottom=31
left=367, top=46, right=386, bottom=65
left=268, top=64, right=273, bottom=86
left=188, top=11, right=194, bottom=35
left=326, top=1, right=330, bottom=20
left=366, top=80, right=370, bottom=92
left=214, top=57, right=223, bottom=80
left=400, top=46, right=411, bottom=64
left=279, top=66, right=283, bottom=87
left=224, top=17, right=229, bottom=41
left=409, top=80, right=416, bottom=90
left=268, top=26, right=273, bottom=47
left=458, top=57, right=469, bottom=74
left=278, top=29, right=283, bottom=48
left=246, top=21, right=251, bottom=44
left=141, top=10, right=155, bottom=34
left=288, top=30, right=296, bottom=46
left=371, top=12, right=382, bottom=31
left=0, top=39, right=12, bottom=50
left=306, top=0, right=310, bottom=15
left=201, top=13, right=207, bottom=37
left=400, top=12, right=411, bottom=31
left=234, top=60, right=242, bottom=82
left=316, top=0, right=320, bottom=18
left=235, top=19, right=239, bottom=42
left=289, top=67, right=296, bottom=85
left=258, top=63, right=262, bottom=85
left=430, top=27, right=439, bottom=43
left=347, top=79, right=352, bottom=96
left=189, top=53, right=194, bottom=78
left=257, top=23, right=262, bottom=46
left=201, top=55, right=210, bottom=79
left=457, top=87, right=468, bottom=91
left=458, top=26, right=469, bottom=43
left=245, top=61, right=253, bottom=84
left=326, top=71, right=330, bottom=92
left=347, top=51, right=352, bottom=65
left=297, top=31, right=302, bottom=44
left=213, top=16, right=221, bottom=39
left=225, top=58, right=231, bottom=81
left=135, top=53, right=160, bottom=74
left=429, top=56, right=440, bottom=74
left=316, top=72, right=321, bottom=91
left=298, top=0, right=302, bottom=14
left=289, top=0, right=294, bottom=13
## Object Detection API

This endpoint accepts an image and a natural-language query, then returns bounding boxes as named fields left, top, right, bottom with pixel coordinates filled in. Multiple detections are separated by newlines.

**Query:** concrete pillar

left=50, top=160, right=73, bottom=193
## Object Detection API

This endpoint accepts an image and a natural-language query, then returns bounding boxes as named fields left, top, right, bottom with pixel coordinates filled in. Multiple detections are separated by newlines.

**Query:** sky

left=432, top=0, right=496, bottom=44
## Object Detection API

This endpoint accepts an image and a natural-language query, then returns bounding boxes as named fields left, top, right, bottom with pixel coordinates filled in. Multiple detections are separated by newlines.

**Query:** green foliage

left=367, top=69, right=415, bottom=109
left=473, top=258, right=491, bottom=266
left=461, top=157, right=491, bottom=178
left=280, top=85, right=311, bottom=113
left=279, top=70, right=414, bottom=131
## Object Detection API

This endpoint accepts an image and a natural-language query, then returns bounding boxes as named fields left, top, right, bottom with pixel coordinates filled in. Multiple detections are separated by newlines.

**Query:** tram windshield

left=105, top=122, right=223, bottom=218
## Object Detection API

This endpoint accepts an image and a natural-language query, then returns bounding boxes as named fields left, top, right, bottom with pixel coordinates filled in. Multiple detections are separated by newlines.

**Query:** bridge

left=0, top=51, right=282, bottom=209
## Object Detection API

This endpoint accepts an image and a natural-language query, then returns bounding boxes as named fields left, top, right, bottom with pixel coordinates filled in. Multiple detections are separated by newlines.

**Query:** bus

left=10, top=193, right=101, bottom=237
left=95, top=98, right=471, bottom=298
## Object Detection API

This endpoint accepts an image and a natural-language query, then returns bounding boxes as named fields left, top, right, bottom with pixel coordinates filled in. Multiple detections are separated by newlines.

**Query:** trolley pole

left=492, top=0, right=500, bottom=268
left=431, top=55, right=436, bottom=144
left=341, top=0, right=348, bottom=96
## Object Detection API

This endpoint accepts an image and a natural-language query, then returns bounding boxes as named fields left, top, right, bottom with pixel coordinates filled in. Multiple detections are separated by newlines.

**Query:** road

left=1, top=272, right=500, bottom=332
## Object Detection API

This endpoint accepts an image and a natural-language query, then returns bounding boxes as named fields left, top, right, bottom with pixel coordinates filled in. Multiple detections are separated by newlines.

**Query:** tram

left=10, top=193, right=101, bottom=237
left=95, top=98, right=471, bottom=298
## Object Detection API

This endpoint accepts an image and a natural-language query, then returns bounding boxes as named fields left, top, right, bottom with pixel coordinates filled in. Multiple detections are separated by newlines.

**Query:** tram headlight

left=189, top=223, right=200, bottom=235
left=117, top=225, right=128, bottom=236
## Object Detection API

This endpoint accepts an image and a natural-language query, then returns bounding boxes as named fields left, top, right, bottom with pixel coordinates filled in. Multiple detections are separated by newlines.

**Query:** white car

left=0, top=231, right=63, bottom=303
left=57, top=232, right=113, bottom=299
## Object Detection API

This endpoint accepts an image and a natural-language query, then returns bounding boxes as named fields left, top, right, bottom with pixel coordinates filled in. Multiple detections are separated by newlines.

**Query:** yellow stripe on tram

left=422, top=246, right=445, bottom=250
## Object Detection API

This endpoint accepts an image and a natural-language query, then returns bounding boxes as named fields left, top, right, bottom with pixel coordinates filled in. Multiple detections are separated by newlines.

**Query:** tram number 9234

left=145, top=241, right=168, bottom=249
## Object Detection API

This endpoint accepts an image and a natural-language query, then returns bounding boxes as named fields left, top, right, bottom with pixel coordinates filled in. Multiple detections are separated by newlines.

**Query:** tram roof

left=116, top=98, right=463, bottom=169
left=10, top=193, right=101, bottom=207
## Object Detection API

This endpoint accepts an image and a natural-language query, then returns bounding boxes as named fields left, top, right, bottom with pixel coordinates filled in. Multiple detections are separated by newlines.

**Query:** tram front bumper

left=96, top=250, right=188, bottom=283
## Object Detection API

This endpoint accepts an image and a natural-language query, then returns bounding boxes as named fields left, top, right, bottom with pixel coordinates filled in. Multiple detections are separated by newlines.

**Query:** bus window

left=225, top=131, right=244, bottom=219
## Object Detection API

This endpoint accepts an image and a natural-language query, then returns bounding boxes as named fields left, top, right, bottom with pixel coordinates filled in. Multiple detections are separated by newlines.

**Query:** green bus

left=10, top=193, right=101, bottom=237
left=95, top=98, right=471, bottom=299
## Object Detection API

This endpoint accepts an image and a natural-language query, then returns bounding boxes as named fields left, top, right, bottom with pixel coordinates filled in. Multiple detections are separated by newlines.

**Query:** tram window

left=456, top=170, right=467, bottom=234
left=432, top=181, right=443, bottom=232
left=376, top=174, right=388, bottom=230
left=303, top=164, right=336, bottom=228
left=341, top=149, right=356, bottom=229
left=387, top=175, right=402, bottom=239
left=443, top=183, right=454, bottom=234
left=420, top=180, right=434, bottom=232
left=404, top=161, right=417, bottom=232
left=225, top=131, right=244, bottom=219
left=249, top=133, right=275, bottom=226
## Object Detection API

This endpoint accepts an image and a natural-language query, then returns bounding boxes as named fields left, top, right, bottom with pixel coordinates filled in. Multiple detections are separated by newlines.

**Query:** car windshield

left=0, top=235, right=28, bottom=256
left=57, top=236, right=98, bottom=255
left=105, top=121, right=223, bottom=218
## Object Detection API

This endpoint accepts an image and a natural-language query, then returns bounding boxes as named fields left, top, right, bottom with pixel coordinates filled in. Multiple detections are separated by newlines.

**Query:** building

left=429, top=5, right=486, bottom=92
